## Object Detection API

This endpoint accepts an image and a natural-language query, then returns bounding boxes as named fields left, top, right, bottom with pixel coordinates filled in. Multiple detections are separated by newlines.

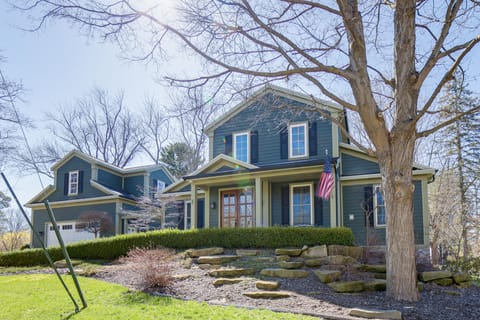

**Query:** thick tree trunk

left=379, top=133, right=419, bottom=302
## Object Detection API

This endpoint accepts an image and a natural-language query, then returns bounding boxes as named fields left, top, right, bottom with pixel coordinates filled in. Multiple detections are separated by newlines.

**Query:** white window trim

left=68, top=170, right=79, bottom=196
left=184, top=200, right=192, bottom=230
left=288, top=122, right=309, bottom=159
left=156, top=180, right=166, bottom=192
left=289, top=182, right=314, bottom=226
left=233, top=131, right=250, bottom=163
left=373, top=185, right=386, bottom=228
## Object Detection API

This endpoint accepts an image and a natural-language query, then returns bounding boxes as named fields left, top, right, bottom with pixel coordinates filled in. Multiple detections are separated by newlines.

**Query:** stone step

left=274, top=248, right=302, bottom=256
left=278, top=261, right=304, bottom=269
left=418, top=270, right=452, bottom=282
left=349, top=308, right=402, bottom=320
left=243, top=291, right=291, bottom=299
left=328, top=280, right=365, bottom=293
left=236, top=249, right=259, bottom=256
left=213, top=278, right=244, bottom=287
left=197, top=255, right=240, bottom=265
left=364, top=279, right=386, bottom=291
left=255, top=280, right=280, bottom=290
left=186, top=247, right=224, bottom=258
left=313, top=270, right=342, bottom=284
left=209, top=268, right=257, bottom=278
left=260, top=268, right=309, bottom=278
left=359, top=264, right=387, bottom=273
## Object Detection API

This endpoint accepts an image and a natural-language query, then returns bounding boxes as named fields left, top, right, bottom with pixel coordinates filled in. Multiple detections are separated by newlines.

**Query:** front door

left=221, top=189, right=254, bottom=228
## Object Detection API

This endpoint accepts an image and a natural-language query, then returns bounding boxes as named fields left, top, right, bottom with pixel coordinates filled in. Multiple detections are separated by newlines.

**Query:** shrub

left=120, top=247, right=175, bottom=290
left=0, top=226, right=354, bottom=267
left=445, top=256, right=480, bottom=276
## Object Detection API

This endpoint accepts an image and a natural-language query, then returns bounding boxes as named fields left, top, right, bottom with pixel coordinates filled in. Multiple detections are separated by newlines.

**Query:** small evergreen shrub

left=0, top=226, right=354, bottom=267
left=120, top=247, right=175, bottom=290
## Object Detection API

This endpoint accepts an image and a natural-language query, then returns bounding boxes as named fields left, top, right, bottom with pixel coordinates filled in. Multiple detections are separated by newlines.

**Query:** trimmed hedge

left=0, top=226, right=354, bottom=267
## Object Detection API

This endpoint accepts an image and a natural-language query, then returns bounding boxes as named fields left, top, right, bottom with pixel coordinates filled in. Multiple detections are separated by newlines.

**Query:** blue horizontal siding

left=342, top=181, right=424, bottom=245
left=213, top=93, right=332, bottom=165
left=341, top=153, right=380, bottom=176
left=48, top=157, right=106, bottom=201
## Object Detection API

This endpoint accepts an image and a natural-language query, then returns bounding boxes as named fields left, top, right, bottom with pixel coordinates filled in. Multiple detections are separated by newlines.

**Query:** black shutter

left=364, top=186, right=374, bottom=227
left=63, top=173, right=69, bottom=195
left=197, top=199, right=205, bottom=229
left=314, top=185, right=323, bottom=226
left=225, top=134, right=233, bottom=157
left=78, top=171, right=84, bottom=194
left=309, top=121, right=317, bottom=156
left=281, top=186, right=290, bottom=225
left=250, top=130, right=259, bottom=163
left=280, top=127, right=288, bottom=159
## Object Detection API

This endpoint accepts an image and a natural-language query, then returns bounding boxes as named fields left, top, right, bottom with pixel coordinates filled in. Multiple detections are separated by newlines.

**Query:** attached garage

left=46, top=221, right=95, bottom=247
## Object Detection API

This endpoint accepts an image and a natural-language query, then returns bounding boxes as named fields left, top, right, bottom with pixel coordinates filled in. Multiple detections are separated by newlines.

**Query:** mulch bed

left=89, top=254, right=480, bottom=320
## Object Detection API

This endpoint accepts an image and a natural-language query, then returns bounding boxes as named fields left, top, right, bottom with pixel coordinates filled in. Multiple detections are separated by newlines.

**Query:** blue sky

left=0, top=3, right=172, bottom=205
left=1, top=2, right=479, bottom=209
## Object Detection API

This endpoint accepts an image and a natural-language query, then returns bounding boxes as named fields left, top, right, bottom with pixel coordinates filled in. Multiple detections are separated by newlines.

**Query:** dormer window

left=156, top=180, right=166, bottom=192
left=233, top=131, right=250, bottom=163
left=289, top=122, right=308, bottom=158
left=68, top=171, right=79, bottom=195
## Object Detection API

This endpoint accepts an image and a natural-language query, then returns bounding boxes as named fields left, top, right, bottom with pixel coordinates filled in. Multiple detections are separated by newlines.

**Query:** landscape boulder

left=187, top=247, right=224, bottom=258
left=349, top=308, right=402, bottom=320
left=275, top=248, right=302, bottom=257
left=197, top=255, right=240, bottom=265
left=260, top=268, right=309, bottom=278
left=418, top=270, right=452, bottom=282
left=301, top=245, right=327, bottom=258
left=209, top=268, right=256, bottom=278
left=313, top=270, right=342, bottom=284
left=243, top=291, right=291, bottom=299
left=255, top=280, right=280, bottom=290
left=328, top=280, right=364, bottom=293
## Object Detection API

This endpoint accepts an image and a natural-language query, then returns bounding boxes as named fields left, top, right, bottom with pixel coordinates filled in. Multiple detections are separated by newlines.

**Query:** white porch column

left=262, top=180, right=270, bottom=227
left=205, top=187, right=211, bottom=228
left=255, top=177, right=262, bottom=227
left=191, top=182, right=197, bottom=229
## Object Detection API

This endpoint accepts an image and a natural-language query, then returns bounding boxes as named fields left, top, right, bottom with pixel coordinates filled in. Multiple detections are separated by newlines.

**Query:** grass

left=0, top=274, right=319, bottom=320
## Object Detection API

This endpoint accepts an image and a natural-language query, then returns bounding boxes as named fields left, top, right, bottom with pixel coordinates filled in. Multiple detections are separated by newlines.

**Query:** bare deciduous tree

left=167, top=88, right=223, bottom=169
left=140, top=98, right=170, bottom=164
left=16, top=87, right=145, bottom=176
left=0, top=57, right=28, bottom=165
left=19, top=0, right=480, bottom=301
left=76, top=211, right=114, bottom=238
left=0, top=208, right=29, bottom=252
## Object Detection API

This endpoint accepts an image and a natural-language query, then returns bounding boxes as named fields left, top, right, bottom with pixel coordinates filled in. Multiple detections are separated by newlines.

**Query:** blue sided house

left=160, top=85, right=435, bottom=246
left=26, top=150, right=175, bottom=247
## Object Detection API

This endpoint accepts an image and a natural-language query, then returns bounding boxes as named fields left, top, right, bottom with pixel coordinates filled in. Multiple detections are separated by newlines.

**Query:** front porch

left=161, top=154, right=338, bottom=230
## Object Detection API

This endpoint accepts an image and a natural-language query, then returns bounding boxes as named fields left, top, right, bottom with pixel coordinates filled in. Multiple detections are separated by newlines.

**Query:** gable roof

left=204, top=84, right=343, bottom=134
left=50, top=149, right=175, bottom=181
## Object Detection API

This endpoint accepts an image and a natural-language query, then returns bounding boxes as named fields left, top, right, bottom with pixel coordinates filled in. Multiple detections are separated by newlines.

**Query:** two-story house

left=160, top=85, right=434, bottom=246
left=26, top=150, right=175, bottom=247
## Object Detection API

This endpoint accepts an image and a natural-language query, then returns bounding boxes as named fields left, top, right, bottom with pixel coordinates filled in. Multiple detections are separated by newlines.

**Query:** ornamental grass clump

left=121, top=247, right=175, bottom=290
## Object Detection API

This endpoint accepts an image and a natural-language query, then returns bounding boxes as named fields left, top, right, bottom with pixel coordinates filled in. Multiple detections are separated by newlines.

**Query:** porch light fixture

left=210, top=201, right=216, bottom=209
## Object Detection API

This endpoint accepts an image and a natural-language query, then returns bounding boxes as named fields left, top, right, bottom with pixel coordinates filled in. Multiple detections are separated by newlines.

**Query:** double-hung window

left=233, top=131, right=250, bottom=163
left=373, top=185, right=386, bottom=227
left=289, top=123, right=308, bottom=158
left=68, top=171, right=79, bottom=196
left=290, top=183, right=314, bottom=226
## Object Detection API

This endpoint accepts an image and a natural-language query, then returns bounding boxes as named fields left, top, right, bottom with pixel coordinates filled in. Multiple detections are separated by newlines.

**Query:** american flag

left=316, top=155, right=334, bottom=200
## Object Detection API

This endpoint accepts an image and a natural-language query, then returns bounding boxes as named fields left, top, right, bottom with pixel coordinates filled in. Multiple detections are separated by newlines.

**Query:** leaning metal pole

left=0, top=172, right=81, bottom=312
left=44, top=200, right=87, bottom=308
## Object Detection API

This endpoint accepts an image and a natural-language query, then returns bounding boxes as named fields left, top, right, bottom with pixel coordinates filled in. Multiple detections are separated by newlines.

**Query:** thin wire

left=0, top=69, right=44, bottom=189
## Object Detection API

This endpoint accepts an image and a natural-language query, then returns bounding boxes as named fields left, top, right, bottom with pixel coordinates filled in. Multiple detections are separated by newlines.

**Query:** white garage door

left=46, top=221, right=95, bottom=247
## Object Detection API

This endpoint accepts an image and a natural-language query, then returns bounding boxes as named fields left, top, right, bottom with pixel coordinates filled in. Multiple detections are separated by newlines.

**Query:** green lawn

left=0, top=274, right=318, bottom=320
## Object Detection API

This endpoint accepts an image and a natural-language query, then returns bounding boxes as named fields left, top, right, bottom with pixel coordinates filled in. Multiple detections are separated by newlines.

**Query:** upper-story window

left=233, top=131, right=250, bottom=163
left=156, top=180, right=166, bottom=192
left=68, top=171, right=79, bottom=195
left=289, top=122, right=308, bottom=158
left=374, top=185, right=386, bottom=227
